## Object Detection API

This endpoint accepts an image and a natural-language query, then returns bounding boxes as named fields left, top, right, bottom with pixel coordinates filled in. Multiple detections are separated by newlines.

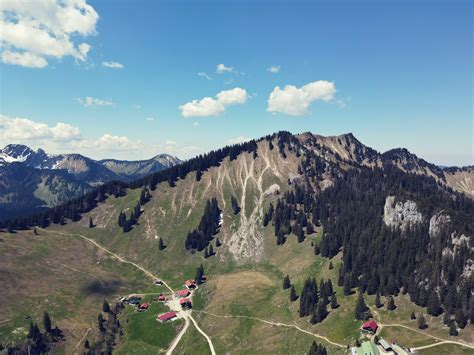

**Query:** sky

left=0, top=0, right=472, bottom=166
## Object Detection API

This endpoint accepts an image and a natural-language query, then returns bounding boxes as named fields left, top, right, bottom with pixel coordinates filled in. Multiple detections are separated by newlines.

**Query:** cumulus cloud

left=267, top=80, right=336, bottom=116
left=1, top=50, right=48, bottom=68
left=0, top=0, right=99, bottom=68
left=216, top=63, right=233, bottom=74
left=179, top=88, right=248, bottom=118
left=145, top=117, right=155, bottom=121
left=0, top=114, right=81, bottom=141
left=197, top=72, right=212, bottom=80
left=102, top=61, right=123, bottom=69
left=228, top=136, right=251, bottom=144
left=267, top=65, right=280, bottom=73
left=77, top=96, right=113, bottom=107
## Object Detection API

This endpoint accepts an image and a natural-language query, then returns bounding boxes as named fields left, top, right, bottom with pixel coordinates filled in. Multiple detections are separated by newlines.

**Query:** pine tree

left=102, top=300, right=110, bottom=313
left=89, top=216, right=94, bottom=228
left=355, top=292, right=369, bottom=320
left=98, top=314, right=105, bottom=333
left=418, top=313, right=427, bottom=329
left=330, top=293, right=339, bottom=309
left=43, top=312, right=52, bottom=333
left=455, top=308, right=467, bottom=329
left=375, top=293, right=383, bottom=308
left=159, top=237, right=166, bottom=250
left=215, top=238, right=222, bottom=247
left=449, top=322, right=458, bottom=336
left=195, top=264, right=204, bottom=285
left=427, top=292, right=443, bottom=316
left=290, top=285, right=298, bottom=302
left=410, top=312, right=416, bottom=320
left=33, top=227, right=38, bottom=235
left=314, top=244, right=320, bottom=255
left=309, top=340, right=327, bottom=355
left=84, top=339, right=90, bottom=349
left=204, top=247, right=209, bottom=258
left=387, top=296, right=396, bottom=311
left=328, top=261, right=333, bottom=270
left=208, top=243, right=214, bottom=256
left=283, top=275, right=291, bottom=290
left=231, top=196, right=240, bottom=214
left=343, top=274, right=352, bottom=296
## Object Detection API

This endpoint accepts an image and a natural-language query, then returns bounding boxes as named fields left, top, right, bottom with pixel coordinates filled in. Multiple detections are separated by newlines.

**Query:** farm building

left=362, top=319, right=378, bottom=334
left=360, top=341, right=380, bottom=355
left=126, top=296, right=142, bottom=305
left=157, top=294, right=167, bottom=302
left=378, top=339, right=392, bottom=352
left=180, top=298, right=192, bottom=308
left=157, top=311, right=177, bottom=322
left=184, top=280, right=197, bottom=289
left=138, top=303, right=149, bottom=311
left=176, top=289, right=190, bottom=298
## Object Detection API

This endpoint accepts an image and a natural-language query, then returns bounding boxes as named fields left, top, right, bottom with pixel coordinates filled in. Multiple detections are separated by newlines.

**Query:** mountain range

left=0, top=144, right=181, bottom=219
left=0, top=132, right=473, bottom=354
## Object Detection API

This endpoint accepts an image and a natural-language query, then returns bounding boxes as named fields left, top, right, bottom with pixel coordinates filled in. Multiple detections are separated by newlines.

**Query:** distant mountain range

left=0, top=144, right=181, bottom=219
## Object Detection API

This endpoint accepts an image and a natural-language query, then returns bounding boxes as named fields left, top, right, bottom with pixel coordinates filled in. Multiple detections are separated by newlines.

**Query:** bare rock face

left=429, top=212, right=451, bottom=238
left=383, top=196, right=423, bottom=230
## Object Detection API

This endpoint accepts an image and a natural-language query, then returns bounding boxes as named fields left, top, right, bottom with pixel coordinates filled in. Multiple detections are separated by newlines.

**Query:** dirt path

left=194, top=310, right=345, bottom=349
left=41, top=228, right=215, bottom=355
left=166, top=317, right=190, bottom=355
left=379, top=323, right=474, bottom=350
left=74, top=327, right=92, bottom=354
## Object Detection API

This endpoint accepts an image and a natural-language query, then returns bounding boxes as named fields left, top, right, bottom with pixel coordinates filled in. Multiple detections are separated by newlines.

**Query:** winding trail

left=40, top=228, right=215, bottom=355
left=193, top=310, right=345, bottom=349
left=74, top=327, right=92, bottom=354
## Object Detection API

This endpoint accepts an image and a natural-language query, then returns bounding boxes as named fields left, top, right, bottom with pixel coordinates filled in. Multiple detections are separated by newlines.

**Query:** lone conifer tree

left=195, top=264, right=205, bottom=284
left=410, top=312, right=416, bottom=320
left=283, top=275, right=291, bottom=290
left=330, top=293, right=339, bottom=309
left=375, top=292, right=383, bottom=308
left=418, top=313, right=427, bottom=329
left=43, top=311, right=52, bottom=333
left=159, top=237, right=166, bottom=250
left=387, top=296, right=396, bottom=311
left=427, top=292, right=442, bottom=316
left=290, top=285, right=298, bottom=302
left=89, top=216, right=94, bottom=228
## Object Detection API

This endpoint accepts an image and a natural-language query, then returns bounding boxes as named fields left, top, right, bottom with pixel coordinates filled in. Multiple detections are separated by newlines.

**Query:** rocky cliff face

left=383, top=195, right=423, bottom=230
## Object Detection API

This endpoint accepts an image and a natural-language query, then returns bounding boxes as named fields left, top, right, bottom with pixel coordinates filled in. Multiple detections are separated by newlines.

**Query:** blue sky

left=0, top=0, right=472, bottom=165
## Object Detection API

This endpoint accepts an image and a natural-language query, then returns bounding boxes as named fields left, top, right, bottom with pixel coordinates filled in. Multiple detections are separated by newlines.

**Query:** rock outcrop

left=383, top=195, right=423, bottom=230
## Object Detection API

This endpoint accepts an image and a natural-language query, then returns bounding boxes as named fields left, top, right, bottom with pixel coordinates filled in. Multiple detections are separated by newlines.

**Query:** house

left=362, top=319, right=378, bottom=334
left=360, top=341, right=380, bottom=355
left=138, top=303, right=149, bottom=311
left=180, top=298, right=192, bottom=308
left=157, top=294, right=167, bottom=302
left=154, top=279, right=163, bottom=285
left=378, top=339, right=392, bottom=352
left=176, top=289, right=190, bottom=298
left=184, top=280, right=197, bottom=289
left=391, top=344, right=410, bottom=355
left=158, top=311, right=177, bottom=322
left=126, top=296, right=142, bottom=305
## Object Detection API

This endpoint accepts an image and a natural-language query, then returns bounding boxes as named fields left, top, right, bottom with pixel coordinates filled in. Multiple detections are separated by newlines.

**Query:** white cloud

left=197, top=72, right=212, bottom=80
left=0, top=0, right=99, bottom=68
left=267, top=80, right=336, bottom=116
left=193, top=121, right=199, bottom=127
left=145, top=117, right=155, bottom=121
left=228, top=136, right=251, bottom=144
left=216, top=63, right=233, bottom=74
left=179, top=88, right=248, bottom=118
left=267, top=65, right=280, bottom=73
left=0, top=114, right=81, bottom=141
left=77, top=96, right=113, bottom=107
left=102, top=61, right=124, bottom=69
left=1, top=50, right=48, bottom=68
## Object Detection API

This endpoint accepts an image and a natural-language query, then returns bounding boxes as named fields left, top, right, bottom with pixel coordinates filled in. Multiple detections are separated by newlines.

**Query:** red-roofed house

left=157, top=294, right=167, bottom=302
left=158, top=311, right=177, bottom=322
left=176, top=289, right=190, bottom=298
left=185, top=280, right=197, bottom=289
left=362, top=320, right=378, bottom=334
left=138, top=303, right=149, bottom=311
left=180, top=298, right=192, bottom=308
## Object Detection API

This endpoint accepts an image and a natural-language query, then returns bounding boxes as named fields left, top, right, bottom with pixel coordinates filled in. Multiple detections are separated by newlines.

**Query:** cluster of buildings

left=350, top=320, right=414, bottom=355
left=156, top=279, right=198, bottom=323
